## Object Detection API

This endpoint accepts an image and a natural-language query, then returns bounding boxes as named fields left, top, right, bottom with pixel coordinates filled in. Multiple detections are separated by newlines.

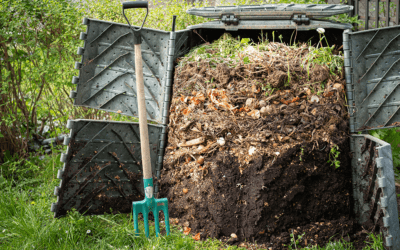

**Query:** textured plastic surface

left=72, top=18, right=189, bottom=124
left=187, top=4, right=352, bottom=31
left=344, top=26, right=400, bottom=132
left=52, top=119, right=163, bottom=218
left=187, top=4, right=353, bottom=20
left=351, top=134, right=400, bottom=249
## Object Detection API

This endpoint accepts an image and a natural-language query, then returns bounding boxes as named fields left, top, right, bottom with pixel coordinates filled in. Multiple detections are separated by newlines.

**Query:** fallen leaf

left=192, top=232, right=201, bottom=241
left=311, top=108, right=318, bottom=116
left=182, top=108, right=191, bottom=115
left=207, top=89, right=235, bottom=110
left=251, top=85, right=260, bottom=93
left=280, top=99, right=289, bottom=105
left=324, top=92, right=334, bottom=97
left=247, top=109, right=260, bottom=119
left=183, top=226, right=191, bottom=235
left=170, top=218, right=179, bottom=225
left=291, top=97, right=300, bottom=103
left=197, top=156, right=205, bottom=165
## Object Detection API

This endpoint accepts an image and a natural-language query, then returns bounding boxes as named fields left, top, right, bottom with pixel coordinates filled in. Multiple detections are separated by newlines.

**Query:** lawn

left=0, top=148, right=386, bottom=250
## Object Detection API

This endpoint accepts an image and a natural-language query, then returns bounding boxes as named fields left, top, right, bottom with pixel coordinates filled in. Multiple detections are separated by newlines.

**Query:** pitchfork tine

left=161, top=199, right=170, bottom=234
left=154, top=210, right=160, bottom=237
left=133, top=210, right=139, bottom=235
left=143, top=211, right=150, bottom=237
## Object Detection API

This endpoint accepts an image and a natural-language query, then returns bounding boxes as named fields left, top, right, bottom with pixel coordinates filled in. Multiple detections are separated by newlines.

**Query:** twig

left=193, top=30, right=208, bottom=44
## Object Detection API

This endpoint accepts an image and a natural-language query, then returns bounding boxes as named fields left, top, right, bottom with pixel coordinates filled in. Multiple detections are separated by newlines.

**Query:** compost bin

left=53, top=3, right=400, bottom=249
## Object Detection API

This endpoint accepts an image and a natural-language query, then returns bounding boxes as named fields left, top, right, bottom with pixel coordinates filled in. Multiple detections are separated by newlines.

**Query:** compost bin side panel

left=71, top=18, right=171, bottom=124
left=51, top=120, right=163, bottom=218
left=345, top=26, right=400, bottom=132
left=351, top=134, right=400, bottom=249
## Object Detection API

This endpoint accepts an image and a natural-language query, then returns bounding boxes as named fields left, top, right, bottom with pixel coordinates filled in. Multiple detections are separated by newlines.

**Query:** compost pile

left=160, top=34, right=367, bottom=248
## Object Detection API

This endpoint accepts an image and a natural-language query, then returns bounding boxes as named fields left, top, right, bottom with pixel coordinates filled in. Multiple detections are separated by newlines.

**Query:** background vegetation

left=0, top=0, right=397, bottom=249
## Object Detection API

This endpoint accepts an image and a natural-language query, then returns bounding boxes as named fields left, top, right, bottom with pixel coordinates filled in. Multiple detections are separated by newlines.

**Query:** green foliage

left=285, top=231, right=306, bottom=249
left=302, top=43, right=344, bottom=75
left=178, top=33, right=255, bottom=67
left=0, top=152, right=386, bottom=249
left=0, top=0, right=86, bottom=157
left=299, top=147, right=304, bottom=161
left=0, top=154, right=239, bottom=250
left=370, top=127, right=400, bottom=179
left=85, top=0, right=209, bottom=31
left=326, top=14, right=364, bottom=30
left=328, top=145, right=341, bottom=169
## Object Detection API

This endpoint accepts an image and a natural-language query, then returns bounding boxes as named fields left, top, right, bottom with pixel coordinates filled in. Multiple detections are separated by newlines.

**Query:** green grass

left=0, top=149, right=237, bottom=250
left=0, top=148, right=387, bottom=250
left=370, top=127, right=400, bottom=183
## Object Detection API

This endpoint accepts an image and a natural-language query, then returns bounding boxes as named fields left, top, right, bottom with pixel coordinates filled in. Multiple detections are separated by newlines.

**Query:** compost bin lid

left=344, top=26, right=400, bottom=132
left=187, top=4, right=353, bottom=20
left=186, top=4, right=353, bottom=31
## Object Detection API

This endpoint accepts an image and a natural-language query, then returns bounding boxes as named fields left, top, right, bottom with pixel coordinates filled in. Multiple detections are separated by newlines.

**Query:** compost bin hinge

left=343, top=29, right=356, bottom=133
left=292, top=14, right=310, bottom=25
left=221, top=14, right=239, bottom=25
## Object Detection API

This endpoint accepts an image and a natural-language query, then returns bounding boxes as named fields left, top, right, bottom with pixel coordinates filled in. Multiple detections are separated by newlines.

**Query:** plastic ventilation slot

left=63, top=137, right=71, bottom=146
left=383, top=216, right=390, bottom=227
left=66, top=120, right=75, bottom=130
left=386, top=235, right=393, bottom=247
left=57, top=169, right=64, bottom=179
left=82, top=17, right=89, bottom=25
left=80, top=32, right=87, bottom=40
left=74, top=62, right=82, bottom=70
left=381, top=196, right=388, bottom=208
left=77, top=47, right=84, bottom=55
left=378, top=177, right=387, bottom=188
left=60, top=153, right=67, bottom=163
left=72, top=76, right=79, bottom=84
left=50, top=203, right=58, bottom=213
left=70, top=90, right=77, bottom=99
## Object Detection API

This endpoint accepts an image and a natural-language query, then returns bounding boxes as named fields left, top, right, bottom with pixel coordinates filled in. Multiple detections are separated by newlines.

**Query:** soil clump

left=160, top=36, right=372, bottom=248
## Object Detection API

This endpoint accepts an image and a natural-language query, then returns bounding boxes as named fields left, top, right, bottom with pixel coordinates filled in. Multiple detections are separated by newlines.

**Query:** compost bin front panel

left=345, top=26, right=400, bottom=132
left=51, top=120, right=163, bottom=218
left=71, top=18, right=190, bottom=124
left=351, top=134, right=400, bottom=249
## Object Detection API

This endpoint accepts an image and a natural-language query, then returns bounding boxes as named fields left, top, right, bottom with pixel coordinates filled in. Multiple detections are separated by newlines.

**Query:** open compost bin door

left=344, top=26, right=400, bottom=132
left=346, top=26, right=400, bottom=249
left=53, top=18, right=191, bottom=217
left=70, top=18, right=189, bottom=124
left=350, top=135, right=400, bottom=249
left=51, top=120, right=163, bottom=218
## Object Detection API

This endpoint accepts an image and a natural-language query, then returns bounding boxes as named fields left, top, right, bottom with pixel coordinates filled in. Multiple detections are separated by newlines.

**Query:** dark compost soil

left=159, top=40, right=378, bottom=249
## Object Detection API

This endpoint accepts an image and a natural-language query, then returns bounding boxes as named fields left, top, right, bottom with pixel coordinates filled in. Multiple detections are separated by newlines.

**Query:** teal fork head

left=132, top=178, right=170, bottom=237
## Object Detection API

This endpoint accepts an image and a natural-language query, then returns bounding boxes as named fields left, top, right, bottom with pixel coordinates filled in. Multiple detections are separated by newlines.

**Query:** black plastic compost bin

left=52, top=3, right=400, bottom=249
